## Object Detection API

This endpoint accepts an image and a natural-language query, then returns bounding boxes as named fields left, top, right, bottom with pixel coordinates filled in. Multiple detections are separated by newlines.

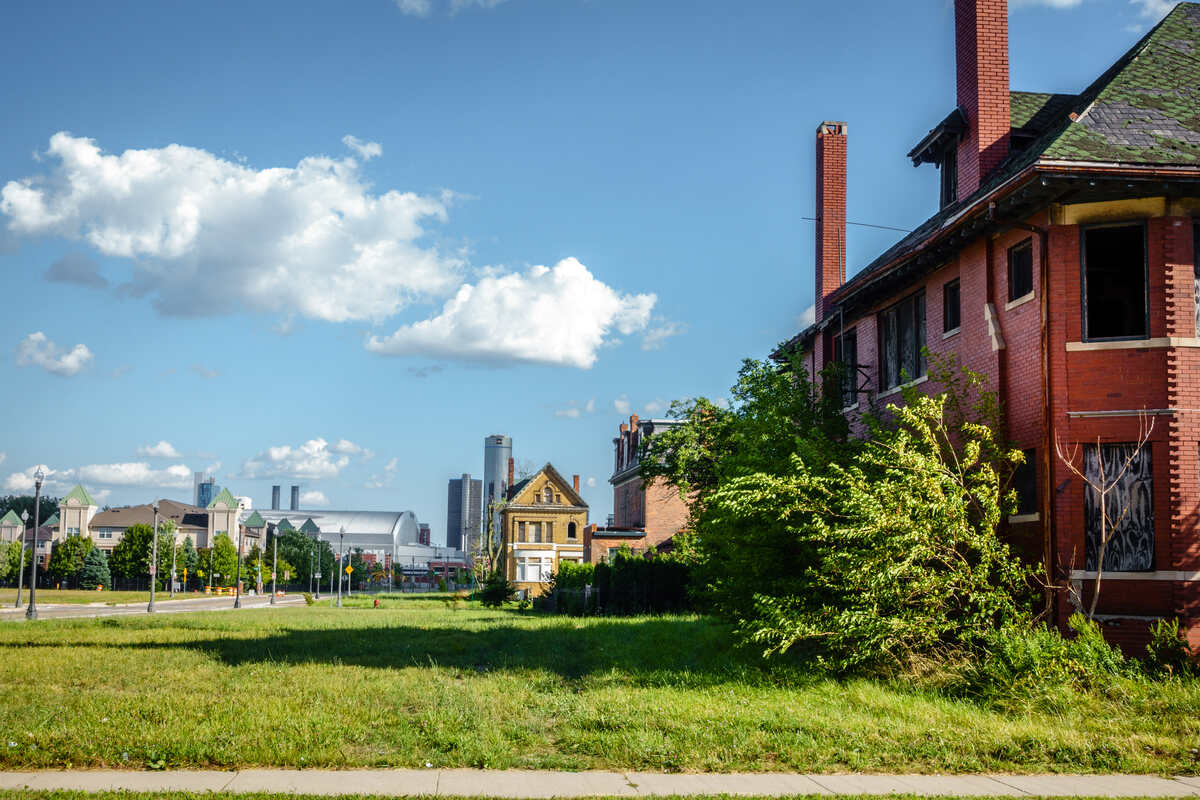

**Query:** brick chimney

left=572, top=474, right=580, bottom=493
left=507, top=457, right=515, bottom=489
left=815, top=121, right=847, bottom=323
left=955, top=0, right=1010, bottom=200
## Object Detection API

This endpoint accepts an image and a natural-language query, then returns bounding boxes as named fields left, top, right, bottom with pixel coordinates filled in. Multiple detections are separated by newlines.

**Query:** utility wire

left=801, top=216, right=912, bottom=233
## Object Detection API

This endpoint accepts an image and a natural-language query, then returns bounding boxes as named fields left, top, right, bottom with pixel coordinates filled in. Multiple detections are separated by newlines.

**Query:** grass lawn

left=0, top=597, right=1196, bottom=773
left=0, top=589, right=159, bottom=606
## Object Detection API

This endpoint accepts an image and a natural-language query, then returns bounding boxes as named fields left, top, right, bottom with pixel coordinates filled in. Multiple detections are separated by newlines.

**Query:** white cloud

left=554, top=397, right=596, bottom=419
left=46, top=252, right=107, bottom=288
left=341, top=135, right=382, bottom=161
left=385, top=457, right=399, bottom=473
left=15, top=332, right=93, bottom=376
left=330, top=439, right=373, bottom=458
left=450, top=0, right=509, bottom=12
left=585, top=476, right=597, bottom=488
left=642, top=321, right=687, bottom=351
left=797, top=304, right=816, bottom=329
left=644, top=398, right=667, bottom=414
left=366, top=258, right=655, bottom=369
left=241, top=438, right=350, bottom=480
left=613, top=394, right=632, bottom=415
left=395, top=0, right=508, bottom=15
left=137, top=440, right=181, bottom=458
left=191, top=364, right=220, bottom=379
left=1130, top=0, right=1179, bottom=17
left=394, top=0, right=433, bottom=15
left=76, top=462, right=192, bottom=489
left=2, top=464, right=58, bottom=493
left=300, top=490, right=329, bottom=506
left=0, top=453, right=5, bottom=467
left=1, top=133, right=461, bottom=324
left=365, top=476, right=384, bottom=489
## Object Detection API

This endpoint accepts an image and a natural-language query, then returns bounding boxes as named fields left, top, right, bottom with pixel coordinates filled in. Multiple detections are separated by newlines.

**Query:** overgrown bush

left=1145, top=618, right=1195, bottom=678
left=475, top=571, right=515, bottom=608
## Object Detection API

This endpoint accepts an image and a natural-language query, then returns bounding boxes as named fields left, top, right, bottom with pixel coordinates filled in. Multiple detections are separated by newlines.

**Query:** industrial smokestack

left=271, top=485, right=280, bottom=510
left=290, top=485, right=300, bottom=511
left=507, top=457, right=515, bottom=491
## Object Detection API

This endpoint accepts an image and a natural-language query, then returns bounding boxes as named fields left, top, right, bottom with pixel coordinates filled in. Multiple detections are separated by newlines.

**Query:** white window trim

left=876, top=374, right=928, bottom=401
left=942, top=327, right=961, bottom=340
left=1008, top=512, right=1041, bottom=524
left=1005, top=291, right=1035, bottom=311
left=1066, top=337, right=1200, bottom=352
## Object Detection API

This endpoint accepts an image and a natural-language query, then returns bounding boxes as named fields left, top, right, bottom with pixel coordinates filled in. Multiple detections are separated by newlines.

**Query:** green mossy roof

left=300, top=518, right=321, bottom=534
left=42, top=513, right=59, bottom=528
left=207, top=487, right=239, bottom=510
left=62, top=484, right=97, bottom=506
left=0, top=510, right=22, bottom=527
left=276, top=518, right=296, bottom=532
left=243, top=510, right=266, bottom=528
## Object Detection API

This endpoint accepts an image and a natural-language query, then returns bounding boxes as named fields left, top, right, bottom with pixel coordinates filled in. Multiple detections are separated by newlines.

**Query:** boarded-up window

left=1083, top=443, right=1154, bottom=571
left=878, top=291, right=926, bottom=390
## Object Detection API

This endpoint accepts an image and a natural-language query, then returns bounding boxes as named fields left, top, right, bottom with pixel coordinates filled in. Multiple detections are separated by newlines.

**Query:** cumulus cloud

left=137, top=440, right=181, bottom=458
left=385, top=457, right=399, bottom=473
left=554, top=397, right=596, bottom=419
left=644, top=398, right=667, bottom=414
left=15, top=332, right=93, bottom=376
left=394, top=0, right=433, bottom=15
left=366, top=258, right=655, bottom=369
left=1, top=133, right=461, bottom=324
left=613, top=394, right=632, bottom=415
left=3, top=464, right=55, bottom=492
left=46, top=252, right=107, bottom=288
left=395, top=0, right=508, bottom=16
left=797, top=304, right=816, bottom=328
left=585, top=476, right=597, bottom=488
left=330, top=439, right=374, bottom=458
left=241, top=438, right=350, bottom=480
left=341, top=135, right=382, bottom=161
left=642, top=321, right=686, bottom=351
left=1130, top=0, right=1179, bottom=17
left=76, top=462, right=192, bottom=489
left=300, top=490, right=329, bottom=506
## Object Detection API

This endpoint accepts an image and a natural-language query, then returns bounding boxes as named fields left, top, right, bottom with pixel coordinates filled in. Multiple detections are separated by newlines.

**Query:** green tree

left=211, top=533, right=238, bottom=587
left=79, top=546, right=111, bottom=590
left=108, top=523, right=174, bottom=588
left=48, top=536, right=93, bottom=587
left=7, top=543, right=29, bottom=583
left=0, top=541, right=10, bottom=583
left=0, top=495, right=59, bottom=527
left=178, top=536, right=199, bottom=588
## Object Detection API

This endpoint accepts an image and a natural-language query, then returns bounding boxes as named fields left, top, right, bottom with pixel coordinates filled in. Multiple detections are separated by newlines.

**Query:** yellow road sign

left=345, top=565, right=353, bottom=575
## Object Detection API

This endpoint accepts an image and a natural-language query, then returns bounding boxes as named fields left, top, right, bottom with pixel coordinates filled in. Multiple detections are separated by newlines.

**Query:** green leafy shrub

left=475, top=572, right=515, bottom=608
left=302, top=592, right=314, bottom=606
left=1145, top=618, right=1195, bottom=677
left=79, top=546, right=111, bottom=591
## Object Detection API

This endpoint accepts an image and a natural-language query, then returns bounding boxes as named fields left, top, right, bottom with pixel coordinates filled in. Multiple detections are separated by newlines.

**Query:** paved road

left=0, top=593, right=305, bottom=621
left=0, top=769, right=1196, bottom=797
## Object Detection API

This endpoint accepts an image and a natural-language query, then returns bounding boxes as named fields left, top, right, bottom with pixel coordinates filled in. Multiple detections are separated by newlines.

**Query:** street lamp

left=270, top=527, right=278, bottom=605
left=15, top=510, right=27, bottom=608
left=26, top=468, right=44, bottom=620
left=234, top=523, right=244, bottom=609
left=169, top=521, right=177, bottom=599
left=147, top=503, right=159, bottom=613
left=336, top=526, right=345, bottom=607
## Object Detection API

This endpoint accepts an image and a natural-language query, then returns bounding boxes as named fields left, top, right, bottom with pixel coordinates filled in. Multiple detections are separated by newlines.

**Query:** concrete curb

left=0, top=770, right=1197, bottom=797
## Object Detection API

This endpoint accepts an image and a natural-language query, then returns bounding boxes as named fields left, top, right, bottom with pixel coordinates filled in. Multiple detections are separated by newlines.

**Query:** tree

left=211, top=533, right=238, bottom=587
left=79, top=547, right=111, bottom=590
left=179, top=536, right=199, bottom=587
left=108, top=523, right=174, bottom=588
left=472, top=499, right=514, bottom=605
left=48, top=536, right=93, bottom=587
left=7, top=543, right=28, bottom=583
left=0, top=495, right=59, bottom=527
left=0, top=542, right=10, bottom=583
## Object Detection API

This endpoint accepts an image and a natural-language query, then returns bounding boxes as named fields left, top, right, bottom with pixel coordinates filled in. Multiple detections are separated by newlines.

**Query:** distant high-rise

left=194, top=472, right=217, bottom=508
left=271, top=485, right=281, bottom=510
left=446, top=474, right=482, bottom=551
left=483, top=435, right=512, bottom=541
left=418, top=523, right=431, bottom=546
left=290, top=485, right=300, bottom=511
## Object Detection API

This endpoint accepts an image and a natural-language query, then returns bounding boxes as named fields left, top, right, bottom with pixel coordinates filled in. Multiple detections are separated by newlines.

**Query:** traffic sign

left=345, top=565, right=353, bottom=575
left=315, top=573, right=322, bottom=578
left=149, top=566, right=157, bottom=576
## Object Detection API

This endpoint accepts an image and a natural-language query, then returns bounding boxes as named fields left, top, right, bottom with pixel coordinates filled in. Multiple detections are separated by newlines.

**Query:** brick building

left=501, top=463, right=588, bottom=595
left=782, top=1, right=1200, bottom=650
left=587, top=414, right=690, bottom=563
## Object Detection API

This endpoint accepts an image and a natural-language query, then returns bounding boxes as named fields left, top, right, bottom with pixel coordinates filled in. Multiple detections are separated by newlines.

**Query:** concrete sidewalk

left=0, top=769, right=1196, bottom=797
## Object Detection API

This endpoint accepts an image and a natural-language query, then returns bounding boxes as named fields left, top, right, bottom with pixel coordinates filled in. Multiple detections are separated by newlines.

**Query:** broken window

left=878, top=291, right=926, bottom=390
left=943, top=278, right=961, bottom=332
left=939, top=147, right=957, bottom=209
left=1012, top=448, right=1037, bottom=515
left=1083, top=443, right=1154, bottom=572
left=833, top=327, right=858, bottom=407
left=1083, top=223, right=1147, bottom=340
left=1008, top=238, right=1033, bottom=302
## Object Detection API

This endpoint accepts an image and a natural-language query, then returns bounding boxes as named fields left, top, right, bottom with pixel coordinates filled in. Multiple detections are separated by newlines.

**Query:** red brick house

left=782, top=0, right=1200, bottom=650
left=587, top=414, right=690, bottom=562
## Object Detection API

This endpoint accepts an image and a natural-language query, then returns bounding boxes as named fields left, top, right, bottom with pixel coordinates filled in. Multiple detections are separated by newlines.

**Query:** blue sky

left=0, top=0, right=1177, bottom=542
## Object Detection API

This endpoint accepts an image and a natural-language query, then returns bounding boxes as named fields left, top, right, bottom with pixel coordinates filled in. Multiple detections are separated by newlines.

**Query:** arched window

left=567, top=521, right=577, bottom=540
left=543, top=486, right=554, bottom=503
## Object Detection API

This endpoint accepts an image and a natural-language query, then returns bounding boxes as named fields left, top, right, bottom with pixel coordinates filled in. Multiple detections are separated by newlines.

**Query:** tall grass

left=0, top=600, right=1196, bottom=773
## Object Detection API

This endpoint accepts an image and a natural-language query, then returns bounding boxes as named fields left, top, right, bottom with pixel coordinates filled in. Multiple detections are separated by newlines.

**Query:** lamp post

left=169, top=522, right=177, bottom=599
left=270, top=528, right=278, bottom=605
left=15, top=510, right=27, bottom=608
left=147, top=503, right=159, bottom=613
left=207, top=544, right=214, bottom=594
left=336, top=526, right=345, bottom=608
left=26, top=468, right=44, bottom=620
left=234, top=524, right=244, bottom=609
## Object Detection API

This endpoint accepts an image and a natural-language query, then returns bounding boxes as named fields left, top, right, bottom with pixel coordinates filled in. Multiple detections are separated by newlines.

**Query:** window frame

left=832, top=326, right=858, bottom=407
left=1080, top=221, right=1149, bottom=343
left=1007, top=238, right=1034, bottom=303
left=877, top=290, right=927, bottom=391
left=1012, top=448, right=1037, bottom=516
left=942, top=278, right=961, bottom=333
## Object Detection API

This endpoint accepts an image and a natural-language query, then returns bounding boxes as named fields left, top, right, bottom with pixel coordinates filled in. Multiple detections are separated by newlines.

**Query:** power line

left=801, top=216, right=912, bottom=233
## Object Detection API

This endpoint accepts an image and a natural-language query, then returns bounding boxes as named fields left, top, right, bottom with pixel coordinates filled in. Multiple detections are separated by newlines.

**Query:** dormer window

left=939, top=147, right=957, bottom=209
left=907, top=107, right=967, bottom=210
left=543, top=486, right=554, bottom=504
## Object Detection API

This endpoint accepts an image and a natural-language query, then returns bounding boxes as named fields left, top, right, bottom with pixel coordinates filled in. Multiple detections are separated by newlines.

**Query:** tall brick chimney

left=507, top=457, right=514, bottom=490
left=955, top=0, right=1010, bottom=200
left=815, top=121, right=847, bottom=323
left=572, top=474, right=580, bottom=493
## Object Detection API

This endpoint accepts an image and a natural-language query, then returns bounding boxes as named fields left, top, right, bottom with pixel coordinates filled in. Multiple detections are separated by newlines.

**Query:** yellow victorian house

left=501, top=463, right=587, bottom=596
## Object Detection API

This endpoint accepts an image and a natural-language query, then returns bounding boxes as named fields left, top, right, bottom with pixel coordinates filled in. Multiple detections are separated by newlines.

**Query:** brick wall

left=955, top=0, right=1010, bottom=199
left=816, top=122, right=848, bottom=321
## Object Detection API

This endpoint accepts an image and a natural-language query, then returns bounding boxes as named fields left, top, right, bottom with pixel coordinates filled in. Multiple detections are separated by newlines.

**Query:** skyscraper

left=483, top=435, right=511, bottom=543
left=446, top=474, right=482, bottom=551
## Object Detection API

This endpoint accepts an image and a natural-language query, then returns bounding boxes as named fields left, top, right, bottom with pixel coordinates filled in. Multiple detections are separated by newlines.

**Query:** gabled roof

left=300, top=518, right=321, bottom=534
left=61, top=484, right=96, bottom=506
left=243, top=510, right=266, bottom=528
left=507, top=463, right=588, bottom=508
left=42, top=513, right=59, bottom=528
left=784, top=4, right=1200, bottom=354
left=207, top=487, right=239, bottom=510
left=275, top=518, right=296, bottom=532
left=0, top=510, right=22, bottom=527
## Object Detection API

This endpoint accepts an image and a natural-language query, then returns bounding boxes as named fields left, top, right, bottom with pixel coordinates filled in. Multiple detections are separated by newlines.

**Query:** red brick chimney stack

left=507, top=457, right=514, bottom=489
left=572, top=474, right=580, bottom=492
left=815, top=121, right=847, bottom=323
left=955, top=0, right=1010, bottom=200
